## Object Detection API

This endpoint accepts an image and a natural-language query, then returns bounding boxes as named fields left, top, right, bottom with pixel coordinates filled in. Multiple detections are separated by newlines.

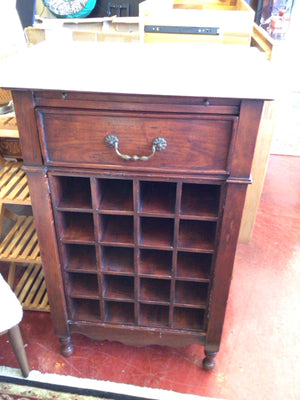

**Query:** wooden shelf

left=0, top=158, right=51, bottom=313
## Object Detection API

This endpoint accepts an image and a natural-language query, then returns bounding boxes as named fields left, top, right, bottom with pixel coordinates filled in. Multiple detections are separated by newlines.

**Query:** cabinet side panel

left=26, top=169, right=70, bottom=338
left=230, top=99, right=264, bottom=178
left=239, top=100, right=276, bottom=242
left=206, top=182, right=248, bottom=351
left=12, top=90, right=43, bottom=166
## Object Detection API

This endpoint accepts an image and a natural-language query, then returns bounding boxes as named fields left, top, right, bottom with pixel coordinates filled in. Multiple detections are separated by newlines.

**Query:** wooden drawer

left=36, top=108, right=238, bottom=174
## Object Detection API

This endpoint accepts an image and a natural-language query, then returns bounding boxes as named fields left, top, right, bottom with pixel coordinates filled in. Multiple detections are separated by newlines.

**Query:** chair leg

left=8, top=325, right=30, bottom=378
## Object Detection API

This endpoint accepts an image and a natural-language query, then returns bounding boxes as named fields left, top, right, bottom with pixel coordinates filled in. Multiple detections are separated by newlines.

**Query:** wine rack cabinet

left=11, top=89, right=264, bottom=370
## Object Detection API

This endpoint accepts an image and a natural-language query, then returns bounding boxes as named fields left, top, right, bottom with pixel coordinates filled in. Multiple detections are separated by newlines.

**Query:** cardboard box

left=25, top=17, right=140, bottom=45
left=139, top=0, right=255, bottom=45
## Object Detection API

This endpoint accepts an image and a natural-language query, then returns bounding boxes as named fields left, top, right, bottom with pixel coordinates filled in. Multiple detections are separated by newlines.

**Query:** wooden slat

left=0, top=216, right=41, bottom=263
left=0, top=160, right=31, bottom=204
left=1, top=216, right=32, bottom=257
left=22, top=267, right=43, bottom=304
left=17, top=264, right=40, bottom=303
left=0, top=216, right=27, bottom=254
left=14, top=264, right=35, bottom=298
left=40, top=284, right=50, bottom=310
left=29, top=271, right=46, bottom=306
left=0, top=169, right=25, bottom=197
left=0, top=162, right=20, bottom=182
left=13, top=264, right=50, bottom=312
left=27, top=232, right=40, bottom=259
left=18, top=229, right=39, bottom=260
left=6, top=175, right=28, bottom=200
left=15, top=181, right=30, bottom=201
left=11, top=219, right=36, bottom=258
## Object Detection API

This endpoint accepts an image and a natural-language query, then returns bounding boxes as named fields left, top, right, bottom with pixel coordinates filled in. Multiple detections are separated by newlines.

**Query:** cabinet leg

left=59, top=337, right=73, bottom=357
left=202, top=350, right=217, bottom=371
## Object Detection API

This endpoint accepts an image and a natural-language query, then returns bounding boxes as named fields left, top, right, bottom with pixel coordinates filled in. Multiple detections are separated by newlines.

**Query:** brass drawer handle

left=104, top=135, right=167, bottom=161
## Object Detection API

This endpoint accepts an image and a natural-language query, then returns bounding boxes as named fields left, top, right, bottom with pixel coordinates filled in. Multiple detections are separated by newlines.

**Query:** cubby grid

left=50, top=174, right=221, bottom=332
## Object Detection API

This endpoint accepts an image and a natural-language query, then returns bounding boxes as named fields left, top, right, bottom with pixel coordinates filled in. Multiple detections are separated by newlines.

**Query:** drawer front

left=37, top=108, right=238, bottom=173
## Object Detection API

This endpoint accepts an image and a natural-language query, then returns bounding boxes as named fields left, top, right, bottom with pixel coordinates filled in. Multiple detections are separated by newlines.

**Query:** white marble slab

left=0, top=41, right=282, bottom=99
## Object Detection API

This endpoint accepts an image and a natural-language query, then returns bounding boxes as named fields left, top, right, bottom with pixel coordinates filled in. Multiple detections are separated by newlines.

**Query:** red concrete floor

left=0, top=154, right=299, bottom=400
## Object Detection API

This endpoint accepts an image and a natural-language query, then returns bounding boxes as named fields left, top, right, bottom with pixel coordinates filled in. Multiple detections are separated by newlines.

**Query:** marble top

left=0, top=41, right=281, bottom=100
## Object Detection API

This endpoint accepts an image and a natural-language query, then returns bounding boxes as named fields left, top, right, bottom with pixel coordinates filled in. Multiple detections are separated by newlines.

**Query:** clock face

left=43, top=0, right=96, bottom=17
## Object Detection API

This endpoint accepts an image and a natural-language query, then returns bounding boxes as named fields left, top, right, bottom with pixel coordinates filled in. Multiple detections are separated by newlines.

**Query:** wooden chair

left=0, top=273, right=30, bottom=377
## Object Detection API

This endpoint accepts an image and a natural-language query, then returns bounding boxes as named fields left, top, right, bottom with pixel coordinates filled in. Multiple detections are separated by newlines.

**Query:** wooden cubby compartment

left=140, top=277, right=171, bottom=304
left=52, top=176, right=92, bottom=210
left=139, top=181, right=177, bottom=215
left=68, top=273, right=99, bottom=299
left=63, top=244, right=97, bottom=273
left=173, top=307, right=205, bottom=330
left=58, top=211, right=95, bottom=243
left=175, top=281, right=208, bottom=307
left=178, top=220, right=216, bottom=251
left=100, top=214, right=134, bottom=246
left=97, top=178, right=133, bottom=213
left=181, top=183, right=220, bottom=219
left=140, top=217, right=174, bottom=248
left=71, top=299, right=101, bottom=322
left=103, top=275, right=135, bottom=301
left=105, top=301, right=135, bottom=324
left=139, top=249, right=172, bottom=278
left=101, top=246, right=134, bottom=274
left=139, top=304, right=169, bottom=327
left=176, top=252, right=212, bottom=281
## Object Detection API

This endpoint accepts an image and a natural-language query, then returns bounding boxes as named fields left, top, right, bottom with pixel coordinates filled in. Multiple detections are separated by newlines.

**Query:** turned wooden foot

left=202, top=350, right=217, bottom=371
left=60, top=337, right=73, bottom=357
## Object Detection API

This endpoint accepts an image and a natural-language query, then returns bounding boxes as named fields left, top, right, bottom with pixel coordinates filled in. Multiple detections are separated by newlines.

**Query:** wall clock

left=43, top=0, right=97, bottom=18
